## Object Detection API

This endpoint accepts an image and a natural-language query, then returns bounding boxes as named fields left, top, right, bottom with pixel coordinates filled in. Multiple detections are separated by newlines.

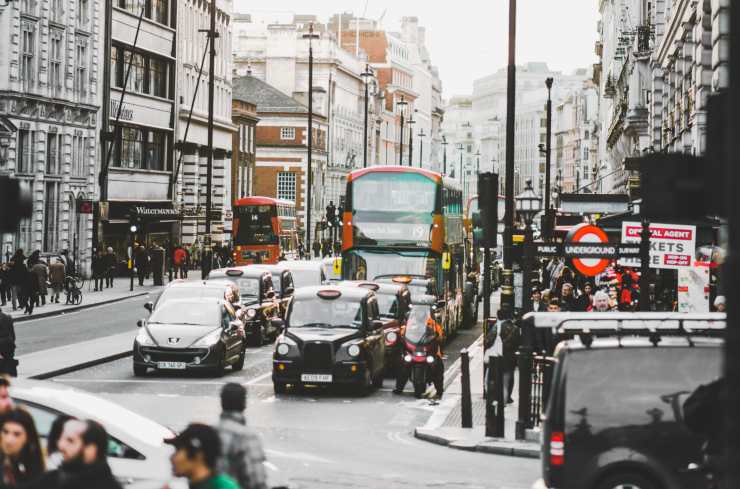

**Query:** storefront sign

left=678, top=265, right=710, bottom=313
left=106, top=201, right=181, bottom=221
left=621, top=222, right=696, bottom=270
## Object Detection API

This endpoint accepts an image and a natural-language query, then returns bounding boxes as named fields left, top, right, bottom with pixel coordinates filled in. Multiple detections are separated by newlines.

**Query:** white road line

left=244, top=370, right=273, bottom=385
left=263, top=461, right=279, bottom=472
left=54, top=378, right=231, bottom=385
left=265, top=448, right=334, bottom=465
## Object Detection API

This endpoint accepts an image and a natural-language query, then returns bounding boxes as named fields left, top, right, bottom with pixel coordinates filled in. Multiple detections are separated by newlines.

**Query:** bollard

left=130, top=267, right=135, bottom=292
left=460, top=349, right=473, bottom=428
left=485, top=354, right=505, bottom=438
left=516, top=320, right=534, bottom=440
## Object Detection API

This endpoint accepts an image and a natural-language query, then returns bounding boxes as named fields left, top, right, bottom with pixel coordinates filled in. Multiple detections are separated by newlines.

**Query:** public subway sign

left=620, top=222, right=696, bottom=270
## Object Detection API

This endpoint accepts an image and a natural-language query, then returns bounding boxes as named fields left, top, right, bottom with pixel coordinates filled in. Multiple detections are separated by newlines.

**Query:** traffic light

left=477, top=172, right=499, bottom=248
left=471, top=209, right=484, bottom=247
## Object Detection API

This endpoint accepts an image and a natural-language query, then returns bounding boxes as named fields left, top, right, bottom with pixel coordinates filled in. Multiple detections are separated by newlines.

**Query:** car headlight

left=193, top=329, right=222, bottom=347
left=276, top=343, right=290, bottom=356
left=246, top=308, right=257, bottom=319
left=386, top=331, right=398, bottom=344
left=426, top=355, right=435, bottom=364
left=347, top=344, right=361, bottom=357
left=135, top=330, right=154, bottom=346
left=404, top=354, right=412, bottom=363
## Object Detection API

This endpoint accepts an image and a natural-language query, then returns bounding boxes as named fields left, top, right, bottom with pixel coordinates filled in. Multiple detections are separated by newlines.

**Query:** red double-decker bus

left=232, top=197, right=298, bottom=265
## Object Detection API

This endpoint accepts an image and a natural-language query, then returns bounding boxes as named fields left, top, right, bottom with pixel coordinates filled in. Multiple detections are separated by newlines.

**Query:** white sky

left=234, top=0, right=600, bottom=97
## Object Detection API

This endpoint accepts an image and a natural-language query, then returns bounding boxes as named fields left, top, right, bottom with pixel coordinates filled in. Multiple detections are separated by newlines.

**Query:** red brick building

left=232, top=76, right=328, bottom=241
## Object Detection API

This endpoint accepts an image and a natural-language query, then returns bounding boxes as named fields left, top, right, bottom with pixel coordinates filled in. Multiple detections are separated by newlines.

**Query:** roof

left=232, top=75, right=308, bottom=114
left=562, top=336, right=723, bottom=351
left=338, top=280, right=406, bottom=295
left=234, top=196, right=295, bottom=207
left=281, top=260, right=323, bottom=271
left=208, top=267, right=269, bottom=279
left=348, top=165, right=442, bottom=183
left=293, top=285, right=372, bottom=301
left=165, top=280, right=227, bottom=289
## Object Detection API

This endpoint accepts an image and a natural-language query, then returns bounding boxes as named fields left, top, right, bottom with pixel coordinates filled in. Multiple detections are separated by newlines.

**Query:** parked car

left=207, top=267, right=285, bottom=345
left=532, top=312, right=725, bottom=489
left=133, top=298, right=246, bottom=376
left=11, top=378, right=183, bottom=489
left=272, top=285, right=386, bottom=394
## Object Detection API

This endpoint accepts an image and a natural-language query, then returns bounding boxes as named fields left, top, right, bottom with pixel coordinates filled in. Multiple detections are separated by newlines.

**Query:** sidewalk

left=6, top=274, right=189, bottom=323
left=414, top=335, right=541, bottom=458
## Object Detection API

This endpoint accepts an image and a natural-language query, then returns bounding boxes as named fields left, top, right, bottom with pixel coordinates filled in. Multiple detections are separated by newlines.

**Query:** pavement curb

left=414, top=427, right=540, bottom=459
left=13, top=292, right=149, bottom=323
left=30, top=350, right=133, bottom=380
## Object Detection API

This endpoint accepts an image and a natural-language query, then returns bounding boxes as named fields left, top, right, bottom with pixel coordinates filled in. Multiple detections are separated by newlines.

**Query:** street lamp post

left=457, top=143, right=464, bottom=199
left=303, top=24, right=320, bottom=253
left=475, top=149, right=481, bottom=175
left=418, top=129, right=426, bottom=168
left=544, top=78, right=553, bottom=211
left=407, top=113, right=416, bottom=167
left=442, top=136, right=448, bottom=175
left=397, top=96, right=408, bottom=166
left=515, top=178, right=541, bottom=440
left=361, top=64, right=374, bottom=168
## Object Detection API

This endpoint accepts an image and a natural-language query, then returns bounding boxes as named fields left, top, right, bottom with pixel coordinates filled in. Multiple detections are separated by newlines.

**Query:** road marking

left=265, top=448, right=334, bottom=465
left=263, top=461, right=279, bottom=472
left=54, top=378, right=233, bottom=385
left=244, top=371, right=272, bottom=385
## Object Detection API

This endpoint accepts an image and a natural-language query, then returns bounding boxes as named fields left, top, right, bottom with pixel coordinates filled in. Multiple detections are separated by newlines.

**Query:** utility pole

left=501, top=0, right=517, bottom=319
left=303, top=24, right=319, bottom=252
left=199, top=0, right=218, bottom=278
left=458, top=143, right=464, bottom=198
left=407, top=114, right=416, bottom=167
left=418, top=129, right=426, bottom=168
left=544, top=78, right=553, bottom=211
left=361, top=64, right=373, bottom=168
left=442, top=136, right=448, bottom=175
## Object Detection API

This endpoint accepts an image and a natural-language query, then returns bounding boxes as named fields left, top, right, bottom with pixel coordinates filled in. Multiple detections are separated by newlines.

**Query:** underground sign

left=566, top=223, right=610, bottom=277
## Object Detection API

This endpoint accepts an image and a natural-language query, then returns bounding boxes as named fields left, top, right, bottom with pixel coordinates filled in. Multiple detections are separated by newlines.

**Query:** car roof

left=164, top=280, right=227, bottom=289
left=11, top=378, right=174, bottom=452
left=281, top=260, right=323, bottom=271
left=375, top=275, right=431, bottom=285
left=560, top=336, right=724, bottom=352
left=251, top=264, right=288, bottom=274
left=293, top=285, right=372, bottom=301
left=155, top=297, right=224, bottom=307
left=338, top=280, right=406, bottom=295
left=208, top=267, right=268, bottom=279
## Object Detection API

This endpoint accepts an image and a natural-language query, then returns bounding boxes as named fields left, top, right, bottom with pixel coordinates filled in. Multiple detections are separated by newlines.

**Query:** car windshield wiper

left=293, top=322, right=333, bottom=328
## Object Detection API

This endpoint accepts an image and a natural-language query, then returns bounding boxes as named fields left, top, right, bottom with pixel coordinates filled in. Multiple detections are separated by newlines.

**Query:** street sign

left=534, top=243, right=560, bottom=257
left=332, top=258, right=342, bottom=275
left=621, top=221, right=696, bottom=269
left=563, top=243, right=618, bottom=259
left=442, top=252, right=451, bottom=270
left=566, top=224, right=610, bottom=277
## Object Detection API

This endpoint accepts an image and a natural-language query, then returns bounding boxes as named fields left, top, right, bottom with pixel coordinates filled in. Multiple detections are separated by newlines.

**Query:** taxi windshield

left=149, top=302, right=220, bottom=326
left=213, top=277, right=260, bottom=299
left=289, top=297, right=363, bottom=329
left=405, top=306, right=434, bottom=343
left=376, top=294, right=399, bottom=318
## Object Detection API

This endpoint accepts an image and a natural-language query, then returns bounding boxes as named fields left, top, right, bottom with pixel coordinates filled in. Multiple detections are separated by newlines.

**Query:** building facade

left=231, top=97, right=258, bottom=201
left=0, top=0, right=101, bottom=272
left=176, top=0, right=234, bottom=248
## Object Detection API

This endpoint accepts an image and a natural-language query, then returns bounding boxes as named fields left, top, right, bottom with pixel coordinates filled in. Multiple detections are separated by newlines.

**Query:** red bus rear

left=232, top=197, right=298, bottom=265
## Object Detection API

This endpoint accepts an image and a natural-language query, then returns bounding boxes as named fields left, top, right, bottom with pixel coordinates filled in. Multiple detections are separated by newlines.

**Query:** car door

left=279, top=272, right=294, bottom=316
left=221, top=306, right=242, bottom=361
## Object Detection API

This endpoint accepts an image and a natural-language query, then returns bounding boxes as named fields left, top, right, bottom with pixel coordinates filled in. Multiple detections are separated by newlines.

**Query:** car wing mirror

left=436, top=300, right=446, bottom=309
left=283, top=286, right=295, bottom=296
left=271, top=318, right=285, bottom=331
left=144, top=301, right=154, bottom=313
left=136, top=319, right=144, bottom=328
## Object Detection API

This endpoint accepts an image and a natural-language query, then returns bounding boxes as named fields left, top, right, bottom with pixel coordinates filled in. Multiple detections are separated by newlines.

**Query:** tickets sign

left=621, top=222, right=696, bottom=270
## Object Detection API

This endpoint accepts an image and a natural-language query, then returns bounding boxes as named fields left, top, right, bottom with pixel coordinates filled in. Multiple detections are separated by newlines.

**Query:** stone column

left=711, top=0, right=730, bottom=92
left=180, top=143, right=199, bottom=247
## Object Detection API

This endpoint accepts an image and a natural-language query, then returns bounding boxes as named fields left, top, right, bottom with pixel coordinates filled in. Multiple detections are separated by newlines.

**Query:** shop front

left=101, top=201, right=182, bottom=270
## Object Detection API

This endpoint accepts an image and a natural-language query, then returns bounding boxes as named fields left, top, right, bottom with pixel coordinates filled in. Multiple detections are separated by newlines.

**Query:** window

left=20, top=24, right=36, bottom=89
left=113, top=125, right=168, bottom=171
left=74, top=38, right=88, bottom=97
left=143, top=130, right=165, bottom=170
left=17, top=130, right=33, bottom=174
left=46, top=133, right=60, bottom=174
left=110, top=47, right=120, bottom=88
left=20, top=0, right=36, bottom=15
left=50, top=0, right=64, bottom=21
left=49, top=30, right=63, bottom=97
left=277, top=172, right=296, bottom=202
left=119, top=0, right=167, bottom=26
left=44, top=181, right=60, bottom=252
left=151, top=0, right=167, bottom=25
left=125, top=52, right=145, bottom=93
left=148, top=57, right=167, bottom=98
left=71, top=135, right=86, bottom=177
left=77, top=0, right=89, bottom=27
left=280, top=127, right=295, bottom=140
left=120, top=126, right=143, bottom=169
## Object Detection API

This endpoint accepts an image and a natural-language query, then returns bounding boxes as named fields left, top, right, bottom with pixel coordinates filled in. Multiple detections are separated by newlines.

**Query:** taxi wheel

left=214, top=354, right=226, bottom=377
left=133, top=364, right=147, bottom=377
left=273, top=382, right=287, bottom=395
left=233, top=350, right=245, bottom=371
left=251, top=327, right=263, bottom=347
left=372, top=368, right=384, bottom=388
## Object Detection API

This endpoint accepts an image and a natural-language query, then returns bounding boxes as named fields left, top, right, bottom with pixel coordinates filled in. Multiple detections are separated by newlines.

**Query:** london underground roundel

left=566, top=223, right=610, bottom=277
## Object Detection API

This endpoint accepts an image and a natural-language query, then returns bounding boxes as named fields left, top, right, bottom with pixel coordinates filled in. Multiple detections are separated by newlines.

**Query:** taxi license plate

left=301, top=374, right=332, bottom=383
left=157, top=361, right=186, bottom=370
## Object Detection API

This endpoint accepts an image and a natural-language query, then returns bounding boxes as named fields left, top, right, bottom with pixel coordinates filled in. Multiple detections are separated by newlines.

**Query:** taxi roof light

left=226, top=269, right=244, bottom=277
left=358, top=282, right=380, bottom=291
left=317, top=289, right=342, bottom=300
left=392, top=276, right=412, bottom=284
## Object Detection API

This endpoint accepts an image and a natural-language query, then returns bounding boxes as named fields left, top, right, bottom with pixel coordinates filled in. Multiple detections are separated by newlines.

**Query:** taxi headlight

left=347, top=344, right=361, bottom=358
left=426, top=355, right=435, bottom=364
left=386, top=331, right=398, bottom=344
left=276, top=343, right=290, bottom=356
left=135, top=330, right=154, bottom=346
left=193, top=329, right=222, bottom=347
left=246, top=308, right=257, bottom=319
left=404, top=354, right=412, bottom=363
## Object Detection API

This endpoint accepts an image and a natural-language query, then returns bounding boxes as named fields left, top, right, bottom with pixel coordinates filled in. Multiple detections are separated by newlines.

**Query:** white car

left=11, top=378, right=184, bottom=489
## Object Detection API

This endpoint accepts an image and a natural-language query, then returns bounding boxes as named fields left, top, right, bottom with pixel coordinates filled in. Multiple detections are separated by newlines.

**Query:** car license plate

left=301, top=373, right=332, bottom=383
left=157, top=361, right=186, bottom=370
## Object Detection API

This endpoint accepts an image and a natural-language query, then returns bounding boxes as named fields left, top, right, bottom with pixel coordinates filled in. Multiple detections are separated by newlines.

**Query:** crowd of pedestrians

left=0, top=377, right=268, bottom=489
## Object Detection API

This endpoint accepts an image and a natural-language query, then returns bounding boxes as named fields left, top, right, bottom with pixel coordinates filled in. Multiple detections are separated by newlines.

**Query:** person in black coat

left=0, top=307, right=17, bottom=376
left=8, top=250, right=27, bottom=311
left=21, top=268, right=40, bottom=315
left=134, top=245, right=148, bottom=286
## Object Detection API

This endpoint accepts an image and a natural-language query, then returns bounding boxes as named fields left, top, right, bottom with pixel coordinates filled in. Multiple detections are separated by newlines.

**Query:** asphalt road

left=52, top=325, right=538, bottom=489
left=14, top=292, right=160, bottom=356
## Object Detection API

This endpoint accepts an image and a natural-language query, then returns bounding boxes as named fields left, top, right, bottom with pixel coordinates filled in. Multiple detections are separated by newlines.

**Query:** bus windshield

left=234, top=205, right=278, bottom=246
left=352, top=172, right=437, bottom=214
left=344, top=249, right=439, bottom=282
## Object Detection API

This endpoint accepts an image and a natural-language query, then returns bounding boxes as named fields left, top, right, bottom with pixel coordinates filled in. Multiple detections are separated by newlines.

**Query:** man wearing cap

left=216, top=383, right=267, bottom=489
left=167, top=423, right=240, bottom=489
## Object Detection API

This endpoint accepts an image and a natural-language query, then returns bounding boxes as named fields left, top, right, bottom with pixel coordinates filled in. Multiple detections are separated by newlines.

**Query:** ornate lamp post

left=302, top=24, right=320, bottom=252
left=442, top=136, right=448, bottom=175
left=418, top=129, right=426, bottom=168
left=407, top=113, right=416, bottom=167
left=361, top=64, right=374, bottom=168
left=396, top=96, right=408, bottom=165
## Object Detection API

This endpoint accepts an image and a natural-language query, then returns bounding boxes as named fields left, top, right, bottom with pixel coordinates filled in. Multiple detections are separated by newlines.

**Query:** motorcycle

left=399, top=305, right=443, bottom=398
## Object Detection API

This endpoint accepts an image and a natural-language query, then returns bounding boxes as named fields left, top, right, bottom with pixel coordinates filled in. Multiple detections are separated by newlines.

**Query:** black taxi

left=252, top=264, right=295, bottom=317
left=207, top=267, right=283, bottom=345
left=272, top=286, right=386, bottom=394
left=338, top=281, right=411, bottom=375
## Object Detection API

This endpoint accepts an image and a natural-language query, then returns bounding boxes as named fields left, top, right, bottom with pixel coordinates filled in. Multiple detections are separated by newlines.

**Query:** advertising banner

left=620, top=222, right=696, bottom=270
left=677, top=265, right=710, bottom=313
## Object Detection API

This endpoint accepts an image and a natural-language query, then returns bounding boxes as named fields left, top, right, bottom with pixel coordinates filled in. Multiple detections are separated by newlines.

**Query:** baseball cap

left=164, top=423, right=221, bottom=458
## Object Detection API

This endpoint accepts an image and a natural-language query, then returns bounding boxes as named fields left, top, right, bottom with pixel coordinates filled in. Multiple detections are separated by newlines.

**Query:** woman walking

left=0, top=408, right=45, bottom=486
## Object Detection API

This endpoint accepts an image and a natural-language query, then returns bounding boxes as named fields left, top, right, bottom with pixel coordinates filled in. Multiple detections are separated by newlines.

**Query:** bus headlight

left=347, top=344, right=361, bottom=357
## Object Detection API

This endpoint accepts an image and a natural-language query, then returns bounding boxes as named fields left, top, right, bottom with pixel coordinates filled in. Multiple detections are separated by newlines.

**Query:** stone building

left=231, top=97, right=258, bottom=201
left=0, top=0, right=101, bottom=272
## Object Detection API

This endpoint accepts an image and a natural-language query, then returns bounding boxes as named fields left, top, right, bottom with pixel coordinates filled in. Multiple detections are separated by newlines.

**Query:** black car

left=272, top=286, right=386, bottom=394
left=252, top=264, right=296, bottom=317
left=338, top=280, right=411, bottom=376
left=207, top=267, right=285, bottom=345
left=133, top=298, right=246, bottom=377
left=532, top=312, right=725, bottom=489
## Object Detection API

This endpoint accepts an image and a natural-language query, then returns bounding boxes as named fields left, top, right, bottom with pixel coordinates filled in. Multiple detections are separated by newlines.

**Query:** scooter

left=399, top=328, right=438, bottom=398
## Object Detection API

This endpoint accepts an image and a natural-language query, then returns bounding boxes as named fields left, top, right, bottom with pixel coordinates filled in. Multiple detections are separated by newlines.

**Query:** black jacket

left=0, top=311, right=16, bottom=359
left=23, top=461, right=123, bottom=489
